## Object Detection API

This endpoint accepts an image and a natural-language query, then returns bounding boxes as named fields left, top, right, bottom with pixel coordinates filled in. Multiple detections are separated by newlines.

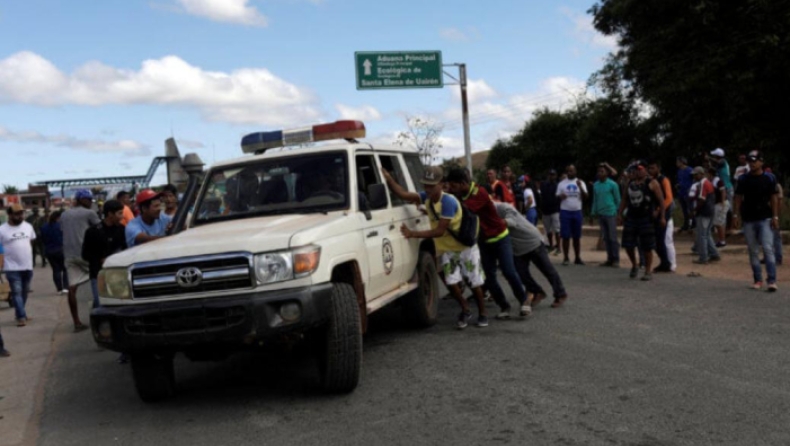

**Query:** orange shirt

left=660, top=176, right=674, bottom=208
left=121, top=205, right=134, bottom=226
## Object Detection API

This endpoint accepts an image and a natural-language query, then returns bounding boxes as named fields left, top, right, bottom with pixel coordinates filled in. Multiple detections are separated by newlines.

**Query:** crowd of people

left=0, top=185, right=180, bottom=358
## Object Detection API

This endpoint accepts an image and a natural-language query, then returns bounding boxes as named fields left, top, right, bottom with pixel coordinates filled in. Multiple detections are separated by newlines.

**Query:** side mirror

left=368, top=183, right=388, bottom=211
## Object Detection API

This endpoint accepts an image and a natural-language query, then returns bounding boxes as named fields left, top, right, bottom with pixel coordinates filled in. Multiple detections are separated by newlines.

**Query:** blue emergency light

left=241, top=120, right=366, bottom=154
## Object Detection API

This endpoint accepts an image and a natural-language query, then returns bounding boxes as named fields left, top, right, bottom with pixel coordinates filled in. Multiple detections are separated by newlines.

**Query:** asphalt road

left=36, top=265, right=790, bottom=446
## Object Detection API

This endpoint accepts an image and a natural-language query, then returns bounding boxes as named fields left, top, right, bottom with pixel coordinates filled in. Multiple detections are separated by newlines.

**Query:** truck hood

left=105, top=213, right=345, bottom=267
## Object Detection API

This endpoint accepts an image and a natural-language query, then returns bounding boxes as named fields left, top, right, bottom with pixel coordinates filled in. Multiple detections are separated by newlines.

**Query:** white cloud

left=173, top=0, right=268, bottom=26
left=560, top=7, right=618, bottom=50
left=175, top=138, right=206, bottom=149
left=0, top=125, right=151, bottom=156
left=450, top=78, right=498, bottom=104
left=439, top=26, right=480, bottom=42
left=0, top=51, right=322, bottom=126
left=335, top=104, right=382, bottom=122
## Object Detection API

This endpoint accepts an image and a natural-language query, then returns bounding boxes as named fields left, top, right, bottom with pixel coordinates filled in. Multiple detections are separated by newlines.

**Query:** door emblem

left=382, top=238, right=394, bottom=275
left=176, top=267, right=203, bottom=288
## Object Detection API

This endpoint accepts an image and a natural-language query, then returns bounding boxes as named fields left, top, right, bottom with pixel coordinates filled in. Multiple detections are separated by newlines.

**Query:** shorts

left=714, top=201, right=730, bottom=227
left=65, top=257, right=90, bottom=287
left=439, top=245, right=485, bottom=288
left=560, top=210, right=583, bottom=240
left=542, top=213, right=560, bottom=234
left=622, top=217, right=656, bottom=251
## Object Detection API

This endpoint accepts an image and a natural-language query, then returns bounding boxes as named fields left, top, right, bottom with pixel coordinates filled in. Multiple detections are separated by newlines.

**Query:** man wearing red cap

left=125, top=189, right=171, bottom=247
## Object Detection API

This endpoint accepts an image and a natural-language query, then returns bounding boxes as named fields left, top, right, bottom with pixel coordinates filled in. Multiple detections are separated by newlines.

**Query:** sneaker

left=495, top=309, right=512, bottom=320
left=715, top=241, right=727, bottom=248
left=709, top=256, right=721, bottom=262
left=629, top=267, right=638, bottom=279
left=562, top=259, right=570, bottom=266
left=550, top=297, right=567, bottom=308
left=767, top=283, right=778, bottom=293
left=519, top=304, right=532, bottom=317
left=475, top=315, right=489, bottom=327
left=599, top=261, right=613, bottom=267
left=641, top=273, right=653, bottom=281
left=574, top=258, right=585, bottom=266
left=0, top=349, right=10, bottom=358
left=457, top=311, right=471, bottom=329
left=530, top=292, right=546, bottom=308
left=751, top=282, right=763, bottom=291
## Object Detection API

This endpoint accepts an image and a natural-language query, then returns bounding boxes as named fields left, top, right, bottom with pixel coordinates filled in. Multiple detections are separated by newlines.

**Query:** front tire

left=130, top=353, right=176, bottom=402
left=402, top=251, right=439, bottom=328
left=317, top=283, right=362, bottom=393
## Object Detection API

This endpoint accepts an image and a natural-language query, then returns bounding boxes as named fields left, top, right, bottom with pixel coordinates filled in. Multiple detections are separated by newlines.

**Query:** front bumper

left=90, top=283, right=333, bottom=353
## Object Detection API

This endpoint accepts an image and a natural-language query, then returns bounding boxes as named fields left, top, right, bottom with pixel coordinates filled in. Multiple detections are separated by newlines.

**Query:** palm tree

left=2, top=184, right=19, bottom=194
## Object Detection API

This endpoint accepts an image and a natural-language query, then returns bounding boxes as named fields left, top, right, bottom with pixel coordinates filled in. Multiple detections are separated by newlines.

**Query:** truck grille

left=131, top=254, right=254, bottom=299
left=124, top=306, right=247, bottom=335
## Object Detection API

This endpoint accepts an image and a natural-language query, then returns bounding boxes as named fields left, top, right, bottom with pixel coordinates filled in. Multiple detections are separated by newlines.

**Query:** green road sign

left=355, top=51, right=443, bottom=90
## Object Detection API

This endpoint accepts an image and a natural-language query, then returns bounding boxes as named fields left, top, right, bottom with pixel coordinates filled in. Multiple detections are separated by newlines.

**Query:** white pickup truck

left=91, top=120, right=440, bottom=402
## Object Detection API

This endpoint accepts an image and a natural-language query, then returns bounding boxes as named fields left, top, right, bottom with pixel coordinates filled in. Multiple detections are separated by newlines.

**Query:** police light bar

left=241, top=120, right=366, bottom=154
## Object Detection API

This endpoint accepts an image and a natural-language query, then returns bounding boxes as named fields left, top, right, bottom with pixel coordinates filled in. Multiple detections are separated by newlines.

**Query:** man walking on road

left=649, top=161, right=676, bottom=272
left=733, top=150, right=779, bottom=292
left=691, top=167, right=721, bottom=265
left=495, top=202, right=569, bottom=308
left=539, top=169, right=562, bottom=255
left=82, top=200, right=128, bottom=309
left=61, top=189, right=101, bottom=332
left=382, top=166, right=488, bottom=328
left=618, top=161, right=666, bottom=281
left=0, top=204, right=36, bottom=326
left=676, top=157, right=694, bottom=231
left=446, top=168, right=531, bottom=318
left=557, top=164, right=588, bottom=266
left=592, top=164, right=621, bottom=267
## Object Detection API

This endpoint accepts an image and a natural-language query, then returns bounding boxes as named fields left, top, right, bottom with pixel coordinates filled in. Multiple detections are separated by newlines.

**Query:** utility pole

left=444, top=63, right=473, bottom=177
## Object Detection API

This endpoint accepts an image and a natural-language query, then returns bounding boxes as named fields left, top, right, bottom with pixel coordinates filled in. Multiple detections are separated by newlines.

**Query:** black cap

left=746, top=150, right=764, bottom=162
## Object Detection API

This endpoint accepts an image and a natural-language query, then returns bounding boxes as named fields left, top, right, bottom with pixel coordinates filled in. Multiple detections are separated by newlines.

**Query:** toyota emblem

left=176, top=267, right=203, bottom=288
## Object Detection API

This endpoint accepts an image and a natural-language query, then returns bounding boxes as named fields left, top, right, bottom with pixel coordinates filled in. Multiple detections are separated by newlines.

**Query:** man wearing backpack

left=382, top=166, right=488, bottom=329
left=445, top=167, right=532, bottom=316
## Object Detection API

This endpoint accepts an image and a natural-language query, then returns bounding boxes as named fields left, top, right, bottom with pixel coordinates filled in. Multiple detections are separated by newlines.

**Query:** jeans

left=679, top=196, right=693, bottom=229
left=5, top=270, right=33, bottom=320
left=598, top=215, right=620, bottom=264
left=525, top=208, right=538, bottom=226
left=46, top=251, right=69, bottom=291
left=514, top=244, right=567, bottom=299
left=695, top=217, right=719, bottom=263
left=479, top=235, right=528, bottom=310
left=773, top=228, right=783, bottom=264
left=90, top=278, right=100, bottom=309
left=743, top=219, right=776, bottom=284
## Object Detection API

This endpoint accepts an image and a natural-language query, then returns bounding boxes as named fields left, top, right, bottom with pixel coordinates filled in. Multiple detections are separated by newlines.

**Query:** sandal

left=73, top=324, right=88, bottom=333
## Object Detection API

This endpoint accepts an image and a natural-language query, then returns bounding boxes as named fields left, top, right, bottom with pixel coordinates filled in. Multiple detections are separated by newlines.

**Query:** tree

left=2, top=184, right=19, bottom=194
left=394, top=116, right=444, bottom=166
left=590, top=0, right=790, bottom=172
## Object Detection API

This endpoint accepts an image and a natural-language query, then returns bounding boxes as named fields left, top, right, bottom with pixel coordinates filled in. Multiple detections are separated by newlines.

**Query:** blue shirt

left=125, top=215, right=169, bottom=248
left=677, top=166, right=693, bottom=194
left=39, top=222, right=64, bottom=255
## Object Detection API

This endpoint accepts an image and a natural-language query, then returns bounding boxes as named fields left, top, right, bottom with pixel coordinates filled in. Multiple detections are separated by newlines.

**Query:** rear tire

left=131, top=353, right=176, bottom=402
left=316, top=283, right=362, bottom=393
left=402, top=251, right=439, bottom=328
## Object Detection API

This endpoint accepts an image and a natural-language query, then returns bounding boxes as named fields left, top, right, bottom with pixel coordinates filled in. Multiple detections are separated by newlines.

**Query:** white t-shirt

left=0, top=221, right=36, bottom=271
left=523, top=188, right=537, bottom=209
left=556, top=178, right=588, bottom=212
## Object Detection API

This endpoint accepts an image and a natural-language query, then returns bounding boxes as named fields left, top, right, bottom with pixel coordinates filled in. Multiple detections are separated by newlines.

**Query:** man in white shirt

left=556, top=164, right=588, bottom=266
left=0, top=204, right=36, bottom=326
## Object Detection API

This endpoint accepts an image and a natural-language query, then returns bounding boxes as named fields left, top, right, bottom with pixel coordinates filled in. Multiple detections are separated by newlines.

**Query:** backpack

left=427, top=196, right=479, bottom=247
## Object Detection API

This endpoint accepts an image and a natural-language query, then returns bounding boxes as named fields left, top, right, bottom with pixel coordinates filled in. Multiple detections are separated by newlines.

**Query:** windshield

left=193, top=152, right=348, bottom=224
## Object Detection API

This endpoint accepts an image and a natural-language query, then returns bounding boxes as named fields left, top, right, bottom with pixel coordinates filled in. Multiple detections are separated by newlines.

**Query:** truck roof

left=210, top=142, right=420, bottom=169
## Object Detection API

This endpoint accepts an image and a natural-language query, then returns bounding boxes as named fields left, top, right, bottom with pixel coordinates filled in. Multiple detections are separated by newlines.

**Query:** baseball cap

left=135, top=189, right=162, bottom=204
left=420, top=166, right=444, bottom=186
left=746, top=150, right=763, bottom=162
left=74, top=189, right=93, bottom=201
left=710, top=148, right=725, bottom=157
left=692, top=166, right=706, bottom=176
left=7, top=204, right=24, bottom=214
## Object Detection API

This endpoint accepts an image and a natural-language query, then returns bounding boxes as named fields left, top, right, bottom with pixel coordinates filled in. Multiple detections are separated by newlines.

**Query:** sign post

left=355, top=51, right=443, bottom=90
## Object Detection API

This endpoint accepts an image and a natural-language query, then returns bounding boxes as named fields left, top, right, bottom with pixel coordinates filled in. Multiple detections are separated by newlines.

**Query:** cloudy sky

left=0, top=0, right=615, bottom=189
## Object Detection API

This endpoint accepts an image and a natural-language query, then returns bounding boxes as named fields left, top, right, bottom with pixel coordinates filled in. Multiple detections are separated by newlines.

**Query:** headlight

left=254, top=246, right=321, bottom=285
left=254, top=252, right=293, bottom=284
left=98, top=268, right=131, bottom=299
